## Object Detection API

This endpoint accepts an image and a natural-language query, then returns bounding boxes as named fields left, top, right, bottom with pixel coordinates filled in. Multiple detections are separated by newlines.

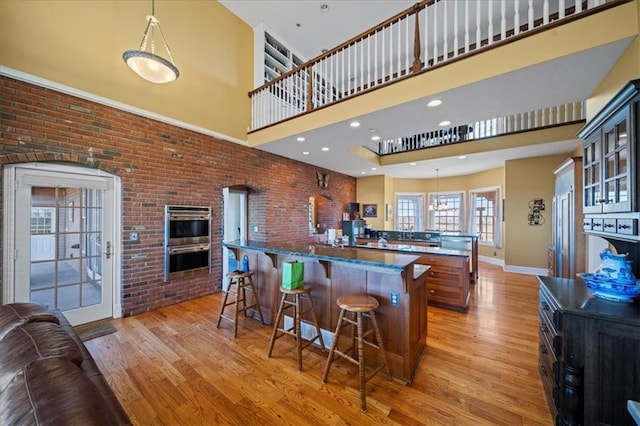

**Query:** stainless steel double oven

left=164, top=205, right=211, bottom=281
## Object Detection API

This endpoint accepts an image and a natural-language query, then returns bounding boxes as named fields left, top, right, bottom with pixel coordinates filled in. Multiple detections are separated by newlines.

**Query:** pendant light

left=434, top=168, right=448, bottom=211
left=123, top=0, right=179, bottom=84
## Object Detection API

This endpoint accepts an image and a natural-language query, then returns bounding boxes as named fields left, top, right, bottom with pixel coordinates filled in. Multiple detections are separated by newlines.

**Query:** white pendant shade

left=123, top=50, right=179, bottom=84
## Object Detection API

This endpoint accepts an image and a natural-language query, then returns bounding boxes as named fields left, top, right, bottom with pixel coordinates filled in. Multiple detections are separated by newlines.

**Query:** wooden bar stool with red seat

left=216, top=270, right=265, bottom=337
left=267, top=285, right=325, bottom=371
left=321, top=293, right=391, bottom=413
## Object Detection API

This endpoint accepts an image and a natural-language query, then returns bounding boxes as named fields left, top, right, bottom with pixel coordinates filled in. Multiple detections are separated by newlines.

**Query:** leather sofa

left=0, top=303, right=131, bottom=425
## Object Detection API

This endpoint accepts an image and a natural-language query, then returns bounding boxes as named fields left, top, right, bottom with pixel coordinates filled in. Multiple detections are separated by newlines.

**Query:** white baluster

left=397, top=20, right=401, bottom=77
left=576, top=0, right=583, bottom=13
left=382, top=28, right=386, bottom=81
left=464, top=0, right=470, bottom=53
left=366, top=35, right=371, bottom=91
left=424, top=5, right=429, bottom=65
left=487, top=1, right=493, bottom=45
left=476, top=0, right=481, bottom=49
left=443, top=0, right=448, bottom=59
left=374, top=33, right=378, bottom=87
left=360, top=35, right=364, bottom=91
left=341, top=48, right=345, bottom=95
left=543, top=0, right=549, bottom=24
left=433, top=0, right=438, bottom=64
left=404, top=16, right=409, bottom=72
left=454, top=0, right=459, bottom=57
left=501, top=0, right=506, bottom=41
left=528, top=0, right=534, bottom=31
left=514, top=0, right=520, bottom=35
left=559, top=0, right=565, bottom=19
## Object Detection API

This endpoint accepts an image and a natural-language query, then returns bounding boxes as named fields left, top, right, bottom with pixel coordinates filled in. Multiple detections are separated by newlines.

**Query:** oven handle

left=168, top=244, right=210, bottom=254
left=169, top=214, right=211, bottom=221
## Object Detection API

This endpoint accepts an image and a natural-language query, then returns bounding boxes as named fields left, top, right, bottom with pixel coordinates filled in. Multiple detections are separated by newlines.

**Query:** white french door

left=3, top=163, right=122, bottom=325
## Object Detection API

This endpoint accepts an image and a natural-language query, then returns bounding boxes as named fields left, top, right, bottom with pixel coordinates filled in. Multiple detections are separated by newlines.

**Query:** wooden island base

left=225, top=241, right=429, bottom=383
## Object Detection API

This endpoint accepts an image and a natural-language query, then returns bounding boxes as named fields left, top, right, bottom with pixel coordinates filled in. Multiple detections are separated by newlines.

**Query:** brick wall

left=0, top=76, right=356, bottom=316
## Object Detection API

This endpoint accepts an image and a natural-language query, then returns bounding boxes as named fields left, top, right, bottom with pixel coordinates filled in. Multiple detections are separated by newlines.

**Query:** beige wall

left=504, top=154, right=568, bottom=270
left=0, top=0, right=253, bottom=142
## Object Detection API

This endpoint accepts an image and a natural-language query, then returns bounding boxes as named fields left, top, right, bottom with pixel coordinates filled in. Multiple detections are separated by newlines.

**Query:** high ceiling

left=219, top=0, right=631, bottom=179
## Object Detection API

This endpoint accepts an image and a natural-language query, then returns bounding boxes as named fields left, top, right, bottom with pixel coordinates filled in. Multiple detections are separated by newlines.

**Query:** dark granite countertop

left=537, top=276, right=640, bottom=326
left=223, top=240, right=422, bottom=270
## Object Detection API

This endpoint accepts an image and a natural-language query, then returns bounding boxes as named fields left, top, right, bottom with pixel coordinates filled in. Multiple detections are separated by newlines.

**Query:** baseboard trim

left=478, top=256, right=504, bottom=267
left=503, top=265, right=548, bottom=276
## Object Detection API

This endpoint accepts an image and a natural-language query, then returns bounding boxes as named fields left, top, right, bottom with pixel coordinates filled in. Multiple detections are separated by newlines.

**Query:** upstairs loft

left=246, top=0, right=638, bottom=177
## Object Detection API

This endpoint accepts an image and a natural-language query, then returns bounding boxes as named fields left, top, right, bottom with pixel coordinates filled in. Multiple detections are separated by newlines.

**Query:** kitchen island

left=355, top=242, right=472, bottom=311
left=223, top=240, right=429, bottom=383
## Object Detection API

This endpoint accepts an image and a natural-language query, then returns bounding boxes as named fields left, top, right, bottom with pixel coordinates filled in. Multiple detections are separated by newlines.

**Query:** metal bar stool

left=216, top=271, right=265, bottom=337
left=267, top=285, right=325, bottom=371
left=321, top=293, right=391, bottom=413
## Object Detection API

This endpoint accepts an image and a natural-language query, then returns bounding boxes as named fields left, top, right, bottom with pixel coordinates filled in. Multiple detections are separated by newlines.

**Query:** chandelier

left=123, top=0, right=179, bottom=84
left=434, top=168, right=448, bottom=211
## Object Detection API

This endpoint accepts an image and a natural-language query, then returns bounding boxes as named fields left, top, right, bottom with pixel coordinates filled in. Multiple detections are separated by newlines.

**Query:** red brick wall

left=0, top=76, right=356, bottom=316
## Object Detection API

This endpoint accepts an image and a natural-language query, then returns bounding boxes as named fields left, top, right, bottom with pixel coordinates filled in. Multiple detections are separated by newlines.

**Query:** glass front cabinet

left=579, top=80, right=640, bottom=241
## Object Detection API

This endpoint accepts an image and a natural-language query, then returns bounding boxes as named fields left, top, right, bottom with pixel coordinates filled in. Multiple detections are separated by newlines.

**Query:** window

left=469, top=187, right=501, bottom=247
left=428, top=192, right=464, bottom=231
left=30, top=207, right=56, bottom=235
left=396, top=194, right=424, bottom=231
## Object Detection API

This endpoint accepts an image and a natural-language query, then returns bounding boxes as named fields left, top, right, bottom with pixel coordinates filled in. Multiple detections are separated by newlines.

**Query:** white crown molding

left=0, top=66, right=247, bottom=146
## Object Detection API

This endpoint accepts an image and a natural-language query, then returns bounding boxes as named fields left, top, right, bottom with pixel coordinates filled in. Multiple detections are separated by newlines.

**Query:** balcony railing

left=369, top=101, right=585, bottom=155
left=249, top=0, right=618, bottom=132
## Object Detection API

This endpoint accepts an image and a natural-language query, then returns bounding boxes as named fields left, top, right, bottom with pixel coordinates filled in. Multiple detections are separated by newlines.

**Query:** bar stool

left=322, top=294, right=391, bottom=413
left=267, top=285, right=325, bottom=371
left=216, top=271, right=265, bottom=337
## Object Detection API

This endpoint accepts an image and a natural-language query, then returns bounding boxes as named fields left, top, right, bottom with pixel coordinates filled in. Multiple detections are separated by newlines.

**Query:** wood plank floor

left=86, top=263, right=553, bottom=425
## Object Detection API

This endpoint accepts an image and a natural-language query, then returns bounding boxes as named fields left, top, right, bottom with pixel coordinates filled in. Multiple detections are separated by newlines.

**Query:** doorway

left=2, top=163, right=122, bottom=325
left=222, top=187, right=247, bottom=290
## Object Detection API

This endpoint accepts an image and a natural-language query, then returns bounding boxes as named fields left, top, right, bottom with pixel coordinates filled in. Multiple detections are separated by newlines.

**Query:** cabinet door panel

left=584, top=320, right=640, bottom=426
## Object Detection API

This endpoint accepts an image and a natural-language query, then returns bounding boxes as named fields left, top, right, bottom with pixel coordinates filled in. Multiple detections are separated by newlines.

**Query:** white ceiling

left=219, top=0, right=631, bottom=179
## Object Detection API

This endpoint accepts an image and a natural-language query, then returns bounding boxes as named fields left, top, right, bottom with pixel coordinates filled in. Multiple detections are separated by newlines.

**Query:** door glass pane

left=606, top=155, right=615, bottom=179
left=29, top=186, right=104, bottom=310
left=617, top=121, right=627, bottom=147
left=619, top=177, right=628, bottom=203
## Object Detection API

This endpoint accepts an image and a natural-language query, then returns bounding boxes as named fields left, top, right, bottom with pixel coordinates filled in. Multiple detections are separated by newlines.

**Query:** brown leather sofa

left=0, top=303, right=131, bottom=425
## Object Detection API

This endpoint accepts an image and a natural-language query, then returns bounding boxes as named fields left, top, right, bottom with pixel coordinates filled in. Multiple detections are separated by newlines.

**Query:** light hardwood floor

left=86, top=263, right=553, bottom=425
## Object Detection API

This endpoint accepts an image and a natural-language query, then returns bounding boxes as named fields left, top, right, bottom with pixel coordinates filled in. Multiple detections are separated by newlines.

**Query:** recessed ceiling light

left=410, top=162, right=417, bottom=166
left=439, top=120, right=452, bottom=127
left=427, top=99, right=442, bottom=107
left=320, top=4, right=329, bottom=12
left=458, top=155, right=467, bottom=159
left=371, top=167, right=377, bottom=171
left=321, top=147, right=329, bottom=151
left=302, top=151, right=310, bottom=155
left=371, top=135, right=380, bottom=141
left=350, top=121, right=360, bottom=128
left=296, top=136, right=305, bottom=142
left=361, top=171, right=367, bottom=175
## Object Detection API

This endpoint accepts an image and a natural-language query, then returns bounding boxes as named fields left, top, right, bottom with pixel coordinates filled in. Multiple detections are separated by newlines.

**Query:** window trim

left=468, top=185, right=502, bottom=248
left=395, top=192, right=425, bottom=231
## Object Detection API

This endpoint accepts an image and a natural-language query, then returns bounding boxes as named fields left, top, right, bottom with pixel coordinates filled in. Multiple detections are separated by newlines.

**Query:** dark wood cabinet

left=420, top=253, right=470, bottom=312
left=537, top=276, right=640, bottom=426
left=579, top=80, right=640, bottom=241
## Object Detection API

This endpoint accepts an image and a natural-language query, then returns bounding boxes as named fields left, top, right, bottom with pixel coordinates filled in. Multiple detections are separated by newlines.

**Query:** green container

left=282, top=261, right=304, bottom=289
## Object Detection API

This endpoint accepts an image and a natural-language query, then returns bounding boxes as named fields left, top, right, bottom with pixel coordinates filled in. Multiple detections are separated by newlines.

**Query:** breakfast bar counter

left=223, top=240, right=429, bottom=383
